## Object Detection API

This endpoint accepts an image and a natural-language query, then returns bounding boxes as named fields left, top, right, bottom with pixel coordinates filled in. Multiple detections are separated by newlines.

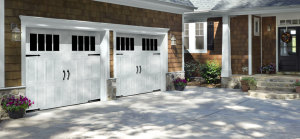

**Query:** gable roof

left=190, top=0, right=300, bottom=11
left=158, top=0, right=195, bottom=8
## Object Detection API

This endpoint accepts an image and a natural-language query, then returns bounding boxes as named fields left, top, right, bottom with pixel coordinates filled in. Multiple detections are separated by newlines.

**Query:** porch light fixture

left=267, top=25, right=271, bottom=32
left=11, top=23, right=21, bottom=41
left=171, top=35, right=176, bottom=46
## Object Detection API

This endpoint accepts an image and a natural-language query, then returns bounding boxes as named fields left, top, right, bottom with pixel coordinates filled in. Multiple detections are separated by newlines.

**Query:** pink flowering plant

left=173, top=78, right=187, bottom=87
left=1, top=95, right=34, bottom=112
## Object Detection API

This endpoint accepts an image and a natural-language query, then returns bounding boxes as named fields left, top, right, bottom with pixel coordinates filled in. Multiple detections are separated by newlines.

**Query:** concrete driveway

left=0, top=87, right=300, bottom=139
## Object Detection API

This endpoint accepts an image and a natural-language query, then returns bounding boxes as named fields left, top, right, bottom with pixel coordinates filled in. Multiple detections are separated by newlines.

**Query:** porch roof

left=184, top=5, right=300, bottom=22
left=190, top=0, right=300, bottom=11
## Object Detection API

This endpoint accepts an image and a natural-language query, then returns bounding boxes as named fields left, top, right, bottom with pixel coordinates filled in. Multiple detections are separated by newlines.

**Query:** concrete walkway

left=0, top=87, right=300, bottom=139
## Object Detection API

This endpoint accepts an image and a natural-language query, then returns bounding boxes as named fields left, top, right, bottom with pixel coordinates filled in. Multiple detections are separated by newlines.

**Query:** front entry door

left=278, top=27, right=300, bottom=71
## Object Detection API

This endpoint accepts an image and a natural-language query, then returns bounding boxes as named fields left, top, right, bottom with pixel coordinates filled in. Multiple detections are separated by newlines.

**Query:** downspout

left=261, top=16, right=263, bottom=75
left=0, top=0, right=5, bottom=88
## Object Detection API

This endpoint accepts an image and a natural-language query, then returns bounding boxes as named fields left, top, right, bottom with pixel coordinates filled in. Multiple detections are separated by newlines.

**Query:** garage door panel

left=26, top=28, right=101, bottom=110
left=116, top=34, right=162, bottom=96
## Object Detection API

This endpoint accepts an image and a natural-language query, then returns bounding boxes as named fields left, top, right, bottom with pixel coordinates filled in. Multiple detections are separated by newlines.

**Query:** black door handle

left=63, top=70, right=66, bottom=80
left=67, top=70, right=70, bottom=80
left=136, top=66, right=138, bottom=74
left=139, top=66, right=142, bottom=74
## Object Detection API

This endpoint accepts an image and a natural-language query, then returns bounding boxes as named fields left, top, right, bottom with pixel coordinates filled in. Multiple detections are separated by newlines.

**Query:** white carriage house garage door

left=26, top=28, right=101, bottom=110
left=116, top=33, right=161, bottom=96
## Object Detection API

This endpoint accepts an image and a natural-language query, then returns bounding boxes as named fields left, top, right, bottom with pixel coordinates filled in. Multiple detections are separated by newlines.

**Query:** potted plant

left=240, top=77, right=253, bottom=92
left=173, top=78, right=187, bottom=91
left=295, top=80, right=300, bottom=93
left=248, top=78, right=257, bottom=90
left=1, top=95, right=34, bottom=119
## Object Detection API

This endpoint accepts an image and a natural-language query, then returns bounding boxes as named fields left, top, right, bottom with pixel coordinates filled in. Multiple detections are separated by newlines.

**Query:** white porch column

left=248, top=15, right=253, bottom=75
left=100, top=30, right=110, bottom=101
left=221, top=15, right=232, bottom=77
left=0, top=0, right=5, bottom=88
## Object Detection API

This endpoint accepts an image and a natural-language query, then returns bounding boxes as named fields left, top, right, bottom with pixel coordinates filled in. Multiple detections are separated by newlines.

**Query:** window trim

left=254, top=17, right=260, bottom=36
left=186, top=22, right=207, bottom=53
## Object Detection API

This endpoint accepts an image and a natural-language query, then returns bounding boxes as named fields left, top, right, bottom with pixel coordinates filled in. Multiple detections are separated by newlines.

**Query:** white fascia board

left=0, top=0, right=4, bottom=88
left=19, top=16, right=169, bottom=35
left=185, top=6, right=300, bottom=17
left=93, top=0, right=195, bottom=14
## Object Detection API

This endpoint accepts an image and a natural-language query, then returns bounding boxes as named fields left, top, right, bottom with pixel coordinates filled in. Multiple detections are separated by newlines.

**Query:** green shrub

left=200, top=60, right=221, bottom=84
left=185, top=61, right=201, bottom=82
left=241, top=77, right=256, bottom=86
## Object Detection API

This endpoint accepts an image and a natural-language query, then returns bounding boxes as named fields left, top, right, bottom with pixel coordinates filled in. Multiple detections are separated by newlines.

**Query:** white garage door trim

left=20, top=16, right=169, bottom=102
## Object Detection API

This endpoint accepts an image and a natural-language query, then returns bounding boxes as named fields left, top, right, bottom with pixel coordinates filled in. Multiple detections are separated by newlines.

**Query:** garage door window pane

left=116, top=37, right=120, bottom=51
left=147, top=39, right=150, bottom=51
left=46, top=34, right=52, bottom=51
left=150, top=39, right=154, bottom=50
left=91, top=36, right=95, bottom=51
left=72, top=36, right=77, bottom=51
left=154, top=39, right=158, bottom=51
left=142, top=38, right=145, bottom=51
left=30, top=34, right=37, bottom=51
left=53, top=35, right=60, bottom=51
left=85, top=36, right=90, bottom=51
left=196, top=36, right=204, bottom=50
left=38, top=34, right=45, bottom=51
left=130, top=38, right=134, bottom=51
left=121, top=37, right=125, bottom=50
left=78, top=36, right=83, bottom=51
left=126, top=38, right=130, bottom=51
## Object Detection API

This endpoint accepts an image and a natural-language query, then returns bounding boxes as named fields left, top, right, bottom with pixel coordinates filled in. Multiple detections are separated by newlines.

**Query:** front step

left=249, top=90, right=300, bottom=100
left=257, top=86, right=295, bottom=92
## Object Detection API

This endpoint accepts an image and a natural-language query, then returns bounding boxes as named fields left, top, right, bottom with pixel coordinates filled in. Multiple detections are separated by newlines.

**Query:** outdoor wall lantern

left=171, top=34, right=176, bottom=47
left=11, top=23, right=21, bottom=41
left=267, top=24, right=271, bottom=32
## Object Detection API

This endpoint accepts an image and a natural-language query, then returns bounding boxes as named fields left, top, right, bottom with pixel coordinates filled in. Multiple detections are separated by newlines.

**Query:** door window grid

left=142, top=38, right=158, bottom=51
left=30, top=33, right=60, bottom=51
left=72, top=36, right=96, bottom=51
left=116, top=37, right=134, bottom=51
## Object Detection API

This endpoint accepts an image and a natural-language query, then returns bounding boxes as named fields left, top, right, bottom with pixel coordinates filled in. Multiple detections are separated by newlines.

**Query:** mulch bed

left=187, top=81, right=221, bottom=88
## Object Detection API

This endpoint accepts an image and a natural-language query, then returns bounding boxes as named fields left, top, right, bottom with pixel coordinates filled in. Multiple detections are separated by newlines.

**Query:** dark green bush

left=184, top=61, right=201, bottom=82
left=200, top=60, right=221, bottom=84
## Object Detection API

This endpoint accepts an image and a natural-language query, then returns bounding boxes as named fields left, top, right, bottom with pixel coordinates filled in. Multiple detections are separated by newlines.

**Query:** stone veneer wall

left=0, top=88, right=25, bottom=120
left=166, top=72, right=185, bottom=91
left=4, top=0, right=183, bottom=87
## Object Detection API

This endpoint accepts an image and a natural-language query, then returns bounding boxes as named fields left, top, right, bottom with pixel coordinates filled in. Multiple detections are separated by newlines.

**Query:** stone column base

left=166, top=71, right=185, bottom=91
left=0, top=87, right=26, bottom=120
left=107, top=78, right=116, bottom=100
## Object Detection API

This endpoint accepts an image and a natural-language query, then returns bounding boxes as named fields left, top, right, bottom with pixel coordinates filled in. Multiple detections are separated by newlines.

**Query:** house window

left=185, top=22, right=207, bottom=53
left=254, top=17, right=260, bottom=36
left=184, top=23, right=189, bottom=49
left=195, top=22, right=204, bottom=50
